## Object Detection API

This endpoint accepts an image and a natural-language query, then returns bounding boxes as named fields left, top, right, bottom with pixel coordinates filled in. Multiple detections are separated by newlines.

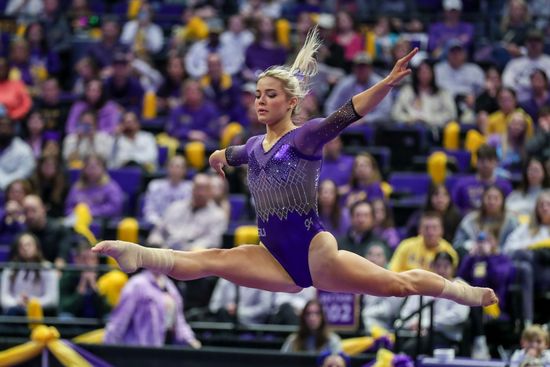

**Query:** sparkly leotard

left=225, top=100, right=361, bottom=287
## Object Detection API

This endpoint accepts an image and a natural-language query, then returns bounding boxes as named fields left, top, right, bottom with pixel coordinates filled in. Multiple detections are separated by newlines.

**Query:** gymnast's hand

left=209, top=149, right=228, bottom=178
left=385, top=48, right=418, bottom=87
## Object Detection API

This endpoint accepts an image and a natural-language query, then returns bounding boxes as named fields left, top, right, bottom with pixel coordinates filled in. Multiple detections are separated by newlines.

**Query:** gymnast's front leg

left=92, top=240, right=302, bottom=293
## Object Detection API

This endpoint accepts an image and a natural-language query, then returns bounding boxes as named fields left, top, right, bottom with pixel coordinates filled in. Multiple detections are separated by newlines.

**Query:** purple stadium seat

left=432, top=148, right=472, bottom=173
left=388, top=172, right=431, bottom=197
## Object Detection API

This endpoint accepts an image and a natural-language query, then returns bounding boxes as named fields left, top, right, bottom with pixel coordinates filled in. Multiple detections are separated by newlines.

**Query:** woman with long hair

left=371, top=198, right=400, bottom=250
left=29, top=154, right=68, bottom=217
left=318, top=179, right=350, bottom=238
left=506, top=157, right=550, bottom=216
left=340, top=153, right=385, bottom=208
left=95, top=29, right=497, bottom=309
left=281, top=299, right=341, bottom=353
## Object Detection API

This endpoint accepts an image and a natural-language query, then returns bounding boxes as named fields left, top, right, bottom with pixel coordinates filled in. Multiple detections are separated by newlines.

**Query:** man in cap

left=428, top=0, right=474, bottom=58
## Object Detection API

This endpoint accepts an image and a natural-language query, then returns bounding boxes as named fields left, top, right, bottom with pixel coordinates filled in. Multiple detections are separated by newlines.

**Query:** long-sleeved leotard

left=225, top=100, right=361, bottom=287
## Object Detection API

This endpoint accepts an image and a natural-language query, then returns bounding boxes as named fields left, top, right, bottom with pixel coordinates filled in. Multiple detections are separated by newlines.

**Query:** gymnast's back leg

left=93, top=240, right=302, bottom=293
left=308, top=232, right=497, bottom=307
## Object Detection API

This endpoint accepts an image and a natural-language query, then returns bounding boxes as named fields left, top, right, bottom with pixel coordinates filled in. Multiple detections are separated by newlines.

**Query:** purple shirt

left=104, top=271, right=196, bottom=347
left=245, top=42, right=287, bottom=75
left=65, top=179, right=124, bottom=217
left=66, top=100, right=122, bottom=135
left=319, top=154, right=354, bottom=187
left=428, top=21, right=475, bottom=52
left=167, top=102, right=222, bottom=143
left=104, top=76, right=144, bottom=109
left=451, top=175, right=513, bottom=212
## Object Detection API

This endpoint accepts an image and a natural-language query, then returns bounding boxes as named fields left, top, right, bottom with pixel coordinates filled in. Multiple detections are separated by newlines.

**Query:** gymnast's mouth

left=257, top=108, right=268, bottom=114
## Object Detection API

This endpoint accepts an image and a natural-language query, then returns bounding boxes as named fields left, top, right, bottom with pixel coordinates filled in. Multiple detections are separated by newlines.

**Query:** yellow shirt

left=389, top=236, right=458, bottom=272
left=487, top=108, right=533, bottom=137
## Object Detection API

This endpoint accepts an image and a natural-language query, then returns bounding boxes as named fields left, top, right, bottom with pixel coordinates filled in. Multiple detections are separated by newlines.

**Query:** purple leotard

left=225, top=100, right=361, bottom=287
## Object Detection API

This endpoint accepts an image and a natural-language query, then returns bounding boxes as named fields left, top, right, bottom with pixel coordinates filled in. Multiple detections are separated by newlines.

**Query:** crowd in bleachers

left=1, top=0, right=550, bottom=364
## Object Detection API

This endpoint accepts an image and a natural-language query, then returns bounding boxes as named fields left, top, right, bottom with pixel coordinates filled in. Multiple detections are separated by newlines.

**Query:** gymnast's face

left=255, top=77, right=297, bottom=126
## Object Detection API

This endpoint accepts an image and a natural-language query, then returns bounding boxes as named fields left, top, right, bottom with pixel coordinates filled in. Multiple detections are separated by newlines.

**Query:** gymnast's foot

left=441, top=279, right=498, bottom=307
left=480, top=287, right=499, bottom=307
left=93, top=240, right=143, bottom=273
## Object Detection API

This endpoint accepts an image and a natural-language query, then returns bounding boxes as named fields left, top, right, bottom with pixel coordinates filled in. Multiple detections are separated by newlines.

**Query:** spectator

left=34, top=78, right=70, bottom=139
left=526, top=106, right=550, bottom=166
left=454, top=185, right=519, bottom=253
left=338, top=201, right=386, bottom=256
left=109, top=111, right=157, bottom=172
left=24, top=111, right=48, bottom=158
left=497, top=0, right=531, bottom=64
left=333, top=11, right=363, bottom=65
left=428, top=0, right=475, bottom=58
left=452, top=144, right=513, bottom=212
left=103, top=52, right=145, bottom=110
left=208, top=277, right=273, bottom=325
left=391, top=60, right=457, bottom=127
left=318, top=179, right=350, bottom=238
left=281, top=299, right=342, bottom=354
left=62, top=109, right=114, bottom=165
left=66, top=79, right=122, bottom=135
left=8, top=39, right=35, bottom=87
left=325, top=52, right=393, bottom=124
left=389, top=212, right=459, bottom=272
left=157, top=54, right=186, bottom=114
left=475, top=65, right=501, bottom=119
left=362, top=241, right=403, bottom=332
left=120, top=1, right=164, bottom=57
left=509, top=324, right=550, bottom=367
left=319, top=137, right=354, bottom=187
left=23, top=195, right=74, bottom=267
left=0, top=232, right=59, bottom=315
left=0, top=57, right=32, bottom=120
left=520, top=69, right=550, bottom=122
left=340, top=153, right=385, bottom=208
left=0, top=179, right=31, bottom=245
left=142, top=155, right=192, bottom=226
left=407, top=183, right=462, bottom=243
left=504, top=190, right=550, bottom=254
left=167, top=80, right=222, bottom=148
left=25, top=22, right=61, bottom=80
left=59, top=239, right=110, bottom=318
left=86, top=18, right=129, bottom=71
left=65, top=155, right=124, bottom=218
left=147, top=173, right=227, bottom=251
left=104, top=269, right=201, bottom=348
left=29, top=154, right=68, bottom=218
left=72, top=56, right=100, bottom=96
left=220, top=14, right=254, bottom=67
left=0, top=113, right=35, bottom=190
left=371, top=198, right=401, bottom=250
left=270, top=287, right=317, bottom=325
left=507, top=157, right=550, bottom=216
left=38, top=0, right=72, bottom=57
left=398, top=251, right=470, bottom=355
left=487, top=88, right=533, bottom=137
left=502, top=29, right=550, bottom=102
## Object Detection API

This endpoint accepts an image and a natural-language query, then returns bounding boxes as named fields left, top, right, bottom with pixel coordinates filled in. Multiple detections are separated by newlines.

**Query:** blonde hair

left=521, top=324, right=549, bottom=345
left=530, top=190, right=550, bottom=235
left=257, top=26, right=321, bottom=117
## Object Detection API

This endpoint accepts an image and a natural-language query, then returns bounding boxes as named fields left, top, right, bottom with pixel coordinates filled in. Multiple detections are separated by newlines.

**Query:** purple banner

left=317, top=290, right=360, bottom=331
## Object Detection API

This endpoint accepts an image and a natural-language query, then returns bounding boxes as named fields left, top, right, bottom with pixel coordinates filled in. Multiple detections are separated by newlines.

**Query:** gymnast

left=93, top=29, right=497, bottom=308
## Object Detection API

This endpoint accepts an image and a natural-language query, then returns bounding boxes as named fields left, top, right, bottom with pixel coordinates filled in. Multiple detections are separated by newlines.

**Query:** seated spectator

left=66, top=79, right=121, bottom=135
left=143, top=155, right=192, bottom=226
left=24, top=111, right=48, bottom=158
left=109, top=111, right=157, bottom=172
left=86, top=17, right=129, bottom=72
left=371, top=198, right=401, bottom=250
left=59, top=238, right=110, bottom=318
left=509, top=325, right=550, bottom=367
left=157, top=54, right=186, bottom=114
left=338, top=201, right=386, bottom=256
left=340, top=153, right=385, bottom=208
left=398, top=251, right=470, bottom=355
left=407, top=183, right=462, bottom=243
left=271, top=287, right=317, bottom=325
left=489, top=110, right=533, bottom=174
left=208, top=277, right=273, bottom=325
left=0, top=113, right=35, bottom=190
left=8, top=39, right=36, bottom=87
left=34, top=78, right=71, bottom=138
left=65, top=155, right=124, bottom=218
left=220, top=14, right=254, bottom=69
left=503, top=29, right=550, bottom=102
left=504, top=191, right=550, bottom=254
left=37, top=0, right=72, bottom=69
left=104, top=269, right=201, bottom=348
left=72, top=56, right=100, bottom=96
left=0, top=179, right=31, bottom=245
left=147, top=173, right=227, bottom=250
left=427, top=0, right=474, bottom=58
left=281, top=299, right=342, bottom=354
left=319, top=137, right=354, bottom=187
left=487, top=88, right=533, bottom=137
left=494, top=0, right=531, bottom=68
left=25, top=22, right=61, bottom=80
left=318, top=179, right=350, bottom=238
left=507, top=157, right=549, bottom=216
left=475, top=65, right=501, bottom=127
left=0, top=57, right=32, bottom=120
left=120, top=1, right=164, bottom=57
left=520, top=69, right=550, bottom=122
left=103, top=53, right=145, bottom=110
left=325, top=52, right=392, bottom=124
left=0, top=232, right=59, bottom=315
left=362, top=241, right=403, bottom=332
left=391, top=60, right=457, bottom=127
left=526, top=106, right=550, bottom=168
left=389, top=212, right=458, bottom=272
left=454, top=185, right=519, bottom=253
left=452, top=144, right=513, bottom=213
left=62, top=109, right=114, bottom=166
left=243, top=15, right=287, bottom=81
left=23, top=195, right=74, bottom=267
left=167, top=80, right=222, bottom=148
left=333, top=11, right=363, bottom=65
left=29, top=154, right=68, bottom=218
